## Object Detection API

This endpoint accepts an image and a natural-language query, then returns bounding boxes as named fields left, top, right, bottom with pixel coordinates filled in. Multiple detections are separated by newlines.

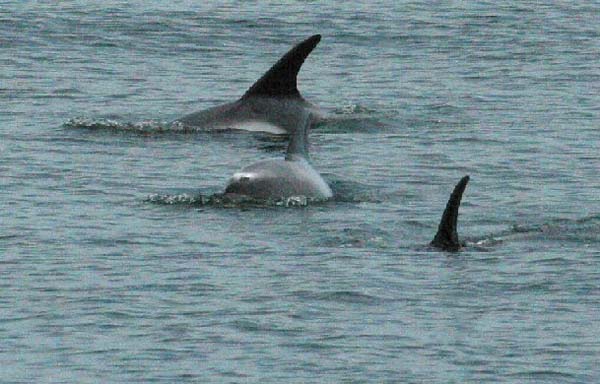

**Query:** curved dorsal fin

left=285, top=112, right=311, bottom=161
left=242, top=34, right=321, bottom=99
left=431, top=176, right=470, bottom=251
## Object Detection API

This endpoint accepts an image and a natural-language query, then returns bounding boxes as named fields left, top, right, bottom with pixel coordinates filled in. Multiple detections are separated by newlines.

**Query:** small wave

left=63, top=117, right=214, bottom=134
left=0, top=234, right=20, bottom=240
left=145, top=192, right=325, bottom=208
left=331, top=103, right=378, bottom=116
left=426, top=102, right=464, bottom=113
left=514, top=216, right=600, bottom=242
left=317, top=118, right=391, bottom=134
left=327, top=177, right=383, bottom=203
left=316, top=103, right=391, bottom=133
left=575, top=213, right=600, bottom=225
left=507, top=370, right=577, bottom=380
left=229, top=319, right=303, bottom=336
left=145, top=193, right=205, bottom=205
left=145, top=177, right=381, bottom=209
left=294, top=289, right=385, bottom=305
left=472, top=214, right=600, bottom=248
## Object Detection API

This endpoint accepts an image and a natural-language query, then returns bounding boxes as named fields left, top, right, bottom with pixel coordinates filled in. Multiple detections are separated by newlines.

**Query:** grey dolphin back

left=285, top=112, right=311, bottom=161
left=431, top=175, right=470, bottom=251
left=242, top=34, right=321, bottom=100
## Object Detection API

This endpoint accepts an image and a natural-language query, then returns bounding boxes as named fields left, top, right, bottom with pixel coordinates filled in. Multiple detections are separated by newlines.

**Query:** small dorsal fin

left=242, top=34, right=321, bottom=99
left=431, top=176, right=470, bottom=251
left=285, top=112, right=311, bottom=161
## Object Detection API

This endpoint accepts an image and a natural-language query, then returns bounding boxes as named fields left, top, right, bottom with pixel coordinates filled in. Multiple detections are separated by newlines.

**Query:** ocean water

left=1, top=1, right=599, bottom=383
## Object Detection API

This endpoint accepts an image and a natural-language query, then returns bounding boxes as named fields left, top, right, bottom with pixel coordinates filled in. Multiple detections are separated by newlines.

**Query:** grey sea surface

left=1, top=1, right=599, bottom=383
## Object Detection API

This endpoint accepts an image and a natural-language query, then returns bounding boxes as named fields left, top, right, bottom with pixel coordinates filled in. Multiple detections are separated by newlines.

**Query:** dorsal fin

left=431, top=176, right=470, bottom=251
left=285, top=112, right=311, bottom=161
left=241, top=34, right=321, bottom=99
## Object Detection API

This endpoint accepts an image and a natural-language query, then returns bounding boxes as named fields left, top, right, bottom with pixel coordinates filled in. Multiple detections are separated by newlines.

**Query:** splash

left=63, top=117, right=229, bottom=134
left=145, top=192, right=324, bottom=208
left=144, top=176, right=383, bottom=210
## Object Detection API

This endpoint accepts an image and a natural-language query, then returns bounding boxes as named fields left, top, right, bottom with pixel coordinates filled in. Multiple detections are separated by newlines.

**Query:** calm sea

left=1, top=1, right=599, bottom=383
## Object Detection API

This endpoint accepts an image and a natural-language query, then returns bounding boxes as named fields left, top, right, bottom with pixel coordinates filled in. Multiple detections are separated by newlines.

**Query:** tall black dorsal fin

left=285, top=111, right=311, bottom=161
left=431, top=176, right=470, bottom=251
left=242, top=34, right=321, bottom=99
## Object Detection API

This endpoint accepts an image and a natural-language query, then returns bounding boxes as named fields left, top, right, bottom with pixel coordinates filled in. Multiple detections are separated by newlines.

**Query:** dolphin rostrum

left=224, top=111, right=332, bottom=200
left=175, top=34, right=323, bottom=134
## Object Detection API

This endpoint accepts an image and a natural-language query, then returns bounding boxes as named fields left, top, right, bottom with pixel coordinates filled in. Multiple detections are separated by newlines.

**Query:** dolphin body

left=175, top=35, right=323, bottom=134
left=224, top=111, right=332, bottom=200
left=430, top=175, right=470, bottom=251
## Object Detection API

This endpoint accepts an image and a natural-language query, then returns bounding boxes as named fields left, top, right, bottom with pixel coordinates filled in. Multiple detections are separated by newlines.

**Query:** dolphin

left=175, top=34, right=323, bottom=134
left=224, top=111, right=332, bottom=200
left=430, top=175, right=470, bottom=251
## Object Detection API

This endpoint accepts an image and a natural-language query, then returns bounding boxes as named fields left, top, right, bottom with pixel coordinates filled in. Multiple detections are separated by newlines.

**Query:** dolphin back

left=242, top=34, right=321, bottom=99
left=431, top=175, right=470, bottom=251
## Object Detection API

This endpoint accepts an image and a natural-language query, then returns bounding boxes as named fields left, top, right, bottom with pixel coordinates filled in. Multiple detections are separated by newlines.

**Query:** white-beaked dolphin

left=224, top=111, right=332, bottom=200
left=175, top=34, right=323, bottom=134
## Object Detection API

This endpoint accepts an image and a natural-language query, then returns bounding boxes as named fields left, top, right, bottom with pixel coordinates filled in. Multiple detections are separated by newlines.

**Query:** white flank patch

left=230, top=121, right=286, bottom=134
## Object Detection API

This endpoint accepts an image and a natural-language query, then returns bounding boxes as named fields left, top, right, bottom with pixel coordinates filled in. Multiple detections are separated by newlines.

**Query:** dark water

left=1, top=2, right=599, bottom=383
